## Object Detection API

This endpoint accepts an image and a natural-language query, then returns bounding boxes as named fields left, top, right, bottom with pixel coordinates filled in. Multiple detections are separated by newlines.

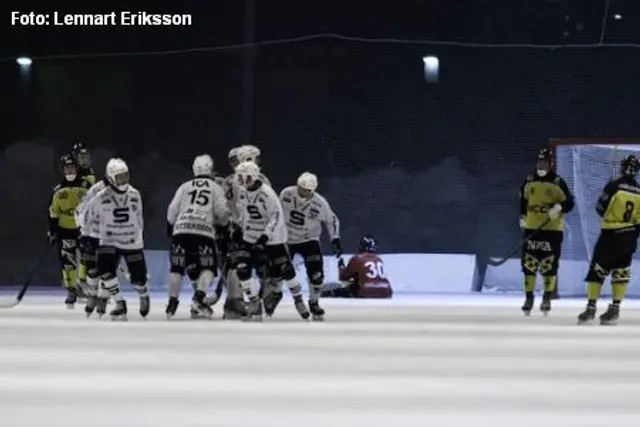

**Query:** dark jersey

left=596, top=176, right=640, bottom=231
left=339, top=252, right=392, bottom=298
left=519, top=172, right=574, bottom=231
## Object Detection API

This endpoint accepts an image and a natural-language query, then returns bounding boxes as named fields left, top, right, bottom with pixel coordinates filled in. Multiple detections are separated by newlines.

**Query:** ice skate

left=242, top=296, right=263, bottom=322
left=294, top=295, right=310, bottom=320
left=165, top=297, right=179, bottom=319
left=263, top=291, right=283, bottom=317
left=309, top=300, right=325, bottom=321
left=223, top=298, right=247, bottom=320
left=84, top=296, right=97, bottom=317
left=139, top=295, right=150, bottom=319
left=65, top=288, right=78, bottom=309
left=96, top=297, right=108, bottom=318
left=521, top=295, right=534, bottom=316
left=540, top=293, right=551, bottom=316
left=190, top=290, right=213, bottom=319
left=110, top=300, right=128, bottom=321
left=577, top=305, right=596, bottom=325
left=599, top=303, right=620, bottom=326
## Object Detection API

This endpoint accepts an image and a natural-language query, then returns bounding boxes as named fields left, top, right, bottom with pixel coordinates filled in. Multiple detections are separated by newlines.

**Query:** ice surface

left=2, top=293, right=640, bottom=426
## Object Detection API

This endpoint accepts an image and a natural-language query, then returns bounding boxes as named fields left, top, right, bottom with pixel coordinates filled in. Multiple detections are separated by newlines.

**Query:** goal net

left=552, top=139, right=640, bottom=263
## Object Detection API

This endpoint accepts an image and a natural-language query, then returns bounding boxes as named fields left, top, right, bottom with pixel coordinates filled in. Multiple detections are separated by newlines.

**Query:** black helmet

left=60, top=153, right=78, bottom=181
left=621, top=155, right=640, bottom=177
left=72, top=142, right=91, bottom=168
left=537, top=148, right=554, bottom=166
left=358, top=235, right=377, bottom=253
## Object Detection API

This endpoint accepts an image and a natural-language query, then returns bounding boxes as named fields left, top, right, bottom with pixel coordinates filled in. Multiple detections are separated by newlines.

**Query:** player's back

left=600, top=177, right=640, bottom=231
left=340, top=252, right=392, bottom=298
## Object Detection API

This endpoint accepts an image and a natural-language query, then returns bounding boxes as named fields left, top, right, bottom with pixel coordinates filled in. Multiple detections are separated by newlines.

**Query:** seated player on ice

left=577, top=154, right=640, bottom=325
left=323, top=235, right=392, bottom=298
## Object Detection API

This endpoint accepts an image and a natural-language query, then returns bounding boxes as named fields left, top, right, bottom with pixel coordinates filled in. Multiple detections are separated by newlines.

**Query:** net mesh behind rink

left=554, top=141, right=640, bottom=262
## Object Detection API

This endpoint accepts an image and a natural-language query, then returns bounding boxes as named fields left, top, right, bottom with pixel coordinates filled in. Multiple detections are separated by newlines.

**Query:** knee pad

left=101, top=277, right=120, bottom=296
left=586, top=262, right=608, bottom=283
left=611, top=267, right=630, bottom=284
left=309, top=270, right=324, bottom=286
left=87, top=267, right=100, bottom=279
left=236, top=262, right=251, bottom=281
left=521, top=253, right=539, bottom=274
left=186, top=264, right=200, bottom=282
left=100, top=271, right=116, bottom=281
left=280, top=261, right=296, bottom=281
left=538, top=255, right=556, bottom=275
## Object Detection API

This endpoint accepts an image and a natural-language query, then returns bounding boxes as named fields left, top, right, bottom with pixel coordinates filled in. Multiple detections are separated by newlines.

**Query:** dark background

left=1, top=0, right=639, bottom=285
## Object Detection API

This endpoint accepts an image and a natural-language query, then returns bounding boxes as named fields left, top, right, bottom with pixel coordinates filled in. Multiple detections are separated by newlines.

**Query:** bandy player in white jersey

left=75, top=173, right=107, bottom=316
left=165, top=154, right=230, bottom=319
left=275, top=172, right=341, bottom=320
left=84, top=158, right=149, bottom=321
left=233, top=161, right=310, bottom=320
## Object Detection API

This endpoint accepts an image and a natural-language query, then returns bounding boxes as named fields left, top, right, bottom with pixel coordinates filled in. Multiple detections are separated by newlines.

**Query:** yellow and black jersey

left=519, top=172, right=575, bottom=231
left=596, top=177, right=640, bottom=231
left=79, top=167, right=96, bottom=186
left=48, top=178, right=91, bottom=231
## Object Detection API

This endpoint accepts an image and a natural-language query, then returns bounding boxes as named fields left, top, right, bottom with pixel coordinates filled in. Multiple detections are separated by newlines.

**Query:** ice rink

left=2, top=292, right=640, bottom=427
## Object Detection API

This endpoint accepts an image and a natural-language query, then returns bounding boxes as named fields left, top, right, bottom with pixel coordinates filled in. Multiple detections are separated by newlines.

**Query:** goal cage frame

left=549, top=138, right=640, bottom=178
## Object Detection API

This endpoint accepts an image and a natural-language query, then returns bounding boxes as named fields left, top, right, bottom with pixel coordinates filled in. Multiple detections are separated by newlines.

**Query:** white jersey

left=75, top=179, right=107, bottom=238
left=167, top=177, right=229, bottom=239
left=237, top=182, right=287, bottom=245
left=280, top=186, right=340, bottom=244
left=224, top=172, right=272, bottom=225
left=85, top=185, right=144, bottom=250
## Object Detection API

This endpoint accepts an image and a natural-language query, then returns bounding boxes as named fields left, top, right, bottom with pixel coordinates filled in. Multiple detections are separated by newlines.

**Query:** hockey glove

left=255, top=234, right=269, bottom=251
left=548, top=204, right=562, bottom=221
left=331, top=238, right=342, bottom=257
left=166, top=221, right=174, bottom=238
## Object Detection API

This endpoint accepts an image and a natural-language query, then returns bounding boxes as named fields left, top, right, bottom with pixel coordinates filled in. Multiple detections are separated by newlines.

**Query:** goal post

left=549, top=138, right=640, bottom=264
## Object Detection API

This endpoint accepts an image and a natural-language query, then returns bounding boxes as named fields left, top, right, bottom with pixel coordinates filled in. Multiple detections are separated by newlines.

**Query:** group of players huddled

left=520, top=148, right=640, bottom=325
left=47, top=143, right=393, bottom=322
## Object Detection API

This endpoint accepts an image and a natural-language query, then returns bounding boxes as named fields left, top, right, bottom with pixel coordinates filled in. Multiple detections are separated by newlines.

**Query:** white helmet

left=297, top=172, right=318, bottom=192
left=192, top=154, right=214, bottom=177
left=106, top=158, right=130, bottom=192
left=237, top=145, right=261, bottom=163
left=228, top=147, right=239, bottom=160
left=235, top=160, right=260, bottom=187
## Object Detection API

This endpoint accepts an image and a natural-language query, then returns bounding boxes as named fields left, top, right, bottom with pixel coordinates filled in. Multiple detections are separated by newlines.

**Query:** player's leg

left=266, top=244, right=309, bottom=320
left=123, top=249, right=150, bottom=318
left=96, top=246, right=126, bottom=320
left=538, top=231, right=563, bottom=315
left=216, top=241, right=246, bottom=319
left=263, top=244, right=300, bottom=317
left=599, top=231, right=637, bottom=325
left=166, top=235, right=187, bottom=318
left=302, top=240, right=326, bottom=320
left=82, top=237, right=100, bottom=316
left=578, top=233, right=614, bottom=324
left=188, top=236, right=216, bottom=318
left=58, top=230, right=80, bottom=308
left=235, top=241, right=262, bottom=320
left=520, top=230, right=540, bottom=315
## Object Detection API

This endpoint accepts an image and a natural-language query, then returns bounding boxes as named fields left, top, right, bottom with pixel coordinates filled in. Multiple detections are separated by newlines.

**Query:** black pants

left=521, top=230, right=563, bottom=276
left=97, top=246, right=147, bottom=286
left=80, top=236, right=99, bottom=279
left=586, top=228, right=638, bottom=284
left=288, top=240, right=324, bottom=286
left=235, top=241, right=296, bottom=282
left=170, top=234, right=218, bottom=281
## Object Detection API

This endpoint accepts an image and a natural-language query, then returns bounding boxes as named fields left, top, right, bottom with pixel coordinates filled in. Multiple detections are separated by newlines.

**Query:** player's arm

left=554, top=176, right=575, bottom=213
left=339, top=256, right=358, bottom=282
left=263, top=191, right=283, bottom=241
left=519, top=176, right=530, bottom=217
left=166, top=184, right=183, bottom=236
left=211, top=183, right=230, bottom=227
left=136, top=192, right=144, bottom=233
left=47, top=190, right=60, bottom=241
left=279, top=188, right=293, bottom=215
left=595, top=181, right=619, bottom=217
left=320, top=196, right=341, bottom=256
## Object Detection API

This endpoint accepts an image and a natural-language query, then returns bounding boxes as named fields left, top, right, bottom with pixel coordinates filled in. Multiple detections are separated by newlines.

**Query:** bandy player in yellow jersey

left=577, top=155, right=640, bottom=325
left=519, top=148, right=574, bottom=315
left=48, top=154, right=91, bottom=308
left=71, top=142, right=96, bottom=289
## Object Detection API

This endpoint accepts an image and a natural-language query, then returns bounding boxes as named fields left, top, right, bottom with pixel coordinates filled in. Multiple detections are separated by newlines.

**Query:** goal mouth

left=549, top=138, right=640, bottom=262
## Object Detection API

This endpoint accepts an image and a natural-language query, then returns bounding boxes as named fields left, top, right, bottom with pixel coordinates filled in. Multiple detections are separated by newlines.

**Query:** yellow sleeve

left=49, top=190, right=59, bottom=219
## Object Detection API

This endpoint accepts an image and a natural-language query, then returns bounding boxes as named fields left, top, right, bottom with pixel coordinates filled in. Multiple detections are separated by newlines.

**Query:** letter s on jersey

left=113, top=207, right=130, bottom=223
